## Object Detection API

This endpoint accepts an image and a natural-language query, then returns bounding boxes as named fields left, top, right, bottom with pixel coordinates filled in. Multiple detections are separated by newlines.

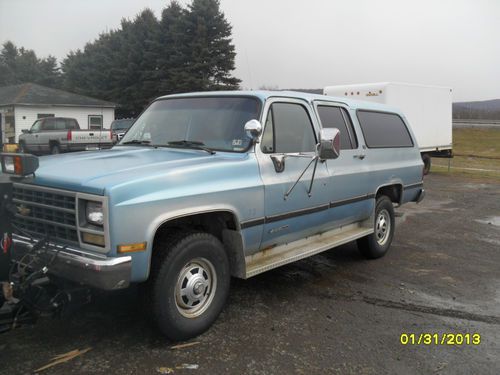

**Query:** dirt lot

left=1, top=173, right=500, bottom=374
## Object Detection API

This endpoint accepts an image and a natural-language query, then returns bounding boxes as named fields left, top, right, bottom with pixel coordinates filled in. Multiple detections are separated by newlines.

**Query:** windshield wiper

left=121, top=139, right=152, bottom=146
left=167, top=140, right=216, bottom=155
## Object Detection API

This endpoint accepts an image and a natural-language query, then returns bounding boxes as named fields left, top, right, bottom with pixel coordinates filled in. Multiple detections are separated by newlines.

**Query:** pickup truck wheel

left=149, top=232, right=230, bottom=341
left=50, top=144, right=61, bottom=155
left=357, top=196, right=395, bottom=259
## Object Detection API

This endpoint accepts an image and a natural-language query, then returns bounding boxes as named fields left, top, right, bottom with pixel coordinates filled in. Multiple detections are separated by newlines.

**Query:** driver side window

left=261, top=102, right=316, bottom=154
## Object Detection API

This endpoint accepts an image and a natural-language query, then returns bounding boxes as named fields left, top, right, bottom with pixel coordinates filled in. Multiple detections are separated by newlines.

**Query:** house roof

left=0, top=83, right=117, bottom=108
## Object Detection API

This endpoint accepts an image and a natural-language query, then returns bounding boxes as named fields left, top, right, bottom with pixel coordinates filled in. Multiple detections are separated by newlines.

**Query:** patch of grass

left=432, top=164, right=500, bottom=182
left=431, top=127, right=500, bottom=181
left=452, top=127, right=500, bottom=158
left=434, top=155, right=500, bottom=171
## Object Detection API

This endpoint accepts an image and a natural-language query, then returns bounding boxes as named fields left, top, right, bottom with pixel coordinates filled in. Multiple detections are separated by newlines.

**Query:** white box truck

left=323, top=82, right=452, bottom=174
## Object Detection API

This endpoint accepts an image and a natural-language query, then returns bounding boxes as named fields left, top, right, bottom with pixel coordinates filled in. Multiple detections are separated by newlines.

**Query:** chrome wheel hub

left=175, top=258, right=217, bottom=318
left=375, top=209, right=391, bottom=246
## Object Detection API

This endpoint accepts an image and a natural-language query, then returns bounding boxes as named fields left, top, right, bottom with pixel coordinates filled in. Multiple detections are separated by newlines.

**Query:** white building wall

left=14, top=105, right=115, bottom=142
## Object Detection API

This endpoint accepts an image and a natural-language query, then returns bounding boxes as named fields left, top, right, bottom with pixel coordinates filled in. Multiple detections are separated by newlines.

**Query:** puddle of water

left=476, top=216, right=500, bottom=227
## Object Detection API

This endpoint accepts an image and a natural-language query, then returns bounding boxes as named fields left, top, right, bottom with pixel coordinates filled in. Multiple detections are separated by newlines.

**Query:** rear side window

left=357, top=110, right=413, bottom=148
left=317, top=106, right=358, bottom=149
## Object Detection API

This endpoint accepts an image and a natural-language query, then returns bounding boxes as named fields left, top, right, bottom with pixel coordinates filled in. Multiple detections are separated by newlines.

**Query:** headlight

left=86, top=201, right=104, bottom=226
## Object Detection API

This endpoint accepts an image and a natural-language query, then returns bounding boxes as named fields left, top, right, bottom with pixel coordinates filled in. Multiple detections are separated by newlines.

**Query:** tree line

left=0, top=0, right=240, bottom=117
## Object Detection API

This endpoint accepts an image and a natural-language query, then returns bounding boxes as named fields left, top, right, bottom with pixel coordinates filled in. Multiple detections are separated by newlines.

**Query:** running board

left=245, top=223, right=373, bottom=278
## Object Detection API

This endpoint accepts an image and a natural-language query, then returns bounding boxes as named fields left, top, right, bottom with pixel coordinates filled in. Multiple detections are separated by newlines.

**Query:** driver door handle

left=354, top=154, right=366, bottom=160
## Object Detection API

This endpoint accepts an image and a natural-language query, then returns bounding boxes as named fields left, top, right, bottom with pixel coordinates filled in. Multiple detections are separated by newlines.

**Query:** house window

left=89, top=115, right=103, bottom=130
left=37, top=113, right=55, bottom=119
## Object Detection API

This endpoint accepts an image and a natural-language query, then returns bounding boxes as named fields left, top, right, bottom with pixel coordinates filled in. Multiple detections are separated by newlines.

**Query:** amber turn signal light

left=117, top=242, right=147, bottom=253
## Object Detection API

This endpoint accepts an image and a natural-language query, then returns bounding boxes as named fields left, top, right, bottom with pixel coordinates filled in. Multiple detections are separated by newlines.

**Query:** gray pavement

left=1, top=174, right=500, bottom=374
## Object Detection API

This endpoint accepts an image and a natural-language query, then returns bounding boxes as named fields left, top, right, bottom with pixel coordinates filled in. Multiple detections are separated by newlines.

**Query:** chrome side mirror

left=244, top=119, right=262, bottom=143
left=318, top=128, right=340, bottom=160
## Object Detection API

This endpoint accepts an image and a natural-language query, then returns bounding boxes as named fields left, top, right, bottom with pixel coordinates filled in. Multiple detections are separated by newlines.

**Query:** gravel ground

left=1, top=173, right=499, bottom=374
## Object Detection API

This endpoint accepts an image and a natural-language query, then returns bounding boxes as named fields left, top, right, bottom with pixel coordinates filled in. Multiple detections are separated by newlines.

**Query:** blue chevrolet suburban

left=2, top=91, right=424, bottom=340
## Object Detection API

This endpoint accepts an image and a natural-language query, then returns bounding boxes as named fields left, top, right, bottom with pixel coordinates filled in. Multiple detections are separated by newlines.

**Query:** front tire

left=148, top=232, right=230, bottom=341
left=357, top=196, right=395, bottom=259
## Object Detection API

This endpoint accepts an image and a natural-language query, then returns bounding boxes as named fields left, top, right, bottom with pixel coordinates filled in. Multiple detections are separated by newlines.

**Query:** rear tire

left=357, top=196, right=395, bottom=259
left=147, top=231, right=230, bottom=341
left=422, top=153, right=431, bottom=175
left=50, top=144, right=61, bottom=155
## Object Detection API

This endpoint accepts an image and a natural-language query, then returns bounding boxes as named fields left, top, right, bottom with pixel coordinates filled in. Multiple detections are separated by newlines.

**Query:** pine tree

left=156, top=1, right=191, bottom=94
left=0, top=41, right=61, bottom=87
left=184, top=0, right=240, bottom=91
left=61, top=0, right=241, bottom=115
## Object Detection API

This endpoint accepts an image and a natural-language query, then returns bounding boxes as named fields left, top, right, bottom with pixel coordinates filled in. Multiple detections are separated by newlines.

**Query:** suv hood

left=26, top=147, right=249, bottom=195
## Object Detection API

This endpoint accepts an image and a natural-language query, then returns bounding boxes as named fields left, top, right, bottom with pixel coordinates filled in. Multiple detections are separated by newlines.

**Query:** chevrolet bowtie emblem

left=17, top=204, right=31, bottom=217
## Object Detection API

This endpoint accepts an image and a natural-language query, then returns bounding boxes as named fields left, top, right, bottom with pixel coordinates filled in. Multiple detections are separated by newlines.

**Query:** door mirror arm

left=282, top=127, right=341, bottom=200
left=283, top=153, right=319, bottom=200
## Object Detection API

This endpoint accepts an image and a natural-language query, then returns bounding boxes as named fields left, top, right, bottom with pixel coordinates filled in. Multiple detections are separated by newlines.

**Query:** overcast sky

left=0, top=0, right=499, bottom=101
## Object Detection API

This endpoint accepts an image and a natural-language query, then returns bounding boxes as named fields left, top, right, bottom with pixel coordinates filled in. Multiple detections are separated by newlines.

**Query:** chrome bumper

left=12, top=234, right=131, bottom=290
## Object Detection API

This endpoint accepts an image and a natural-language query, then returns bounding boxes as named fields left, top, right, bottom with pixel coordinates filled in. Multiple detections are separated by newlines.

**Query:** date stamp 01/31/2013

left=400, top=333, right=481, bottom=346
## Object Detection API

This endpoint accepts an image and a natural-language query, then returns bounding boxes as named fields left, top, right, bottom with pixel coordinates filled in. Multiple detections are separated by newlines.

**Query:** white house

left=0, top=83, right=116, bottom=143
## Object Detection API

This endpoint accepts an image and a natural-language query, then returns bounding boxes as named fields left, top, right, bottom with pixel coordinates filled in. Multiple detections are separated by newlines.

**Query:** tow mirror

left=318, top=128, right=340, bottom=160
left=244, top=119, right=262, bottom=143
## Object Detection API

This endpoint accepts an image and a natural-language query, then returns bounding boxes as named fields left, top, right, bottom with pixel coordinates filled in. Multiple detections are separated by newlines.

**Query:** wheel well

left=49, top=140, right=60, bottom=148
left=152, top=211, right=245, bottom=278
left=376, top=184, right=402, bottom=205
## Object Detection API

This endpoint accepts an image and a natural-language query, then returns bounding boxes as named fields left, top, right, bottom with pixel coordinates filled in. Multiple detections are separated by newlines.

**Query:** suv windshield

left=119, top=96, right=261, bottom=152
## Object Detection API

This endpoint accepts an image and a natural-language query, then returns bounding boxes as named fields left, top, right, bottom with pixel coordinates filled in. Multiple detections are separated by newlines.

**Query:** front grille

left=13, top=187, right=75, bottom=210
left=12, top=185, right=78, bottom=244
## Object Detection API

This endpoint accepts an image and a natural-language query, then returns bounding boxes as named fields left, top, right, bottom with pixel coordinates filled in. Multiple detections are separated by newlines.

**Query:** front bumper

left=12, top=234, right=131, bottom=290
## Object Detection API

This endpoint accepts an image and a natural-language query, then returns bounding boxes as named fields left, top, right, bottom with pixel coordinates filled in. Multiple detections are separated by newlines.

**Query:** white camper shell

left=324, top=82, right=453, bottom=174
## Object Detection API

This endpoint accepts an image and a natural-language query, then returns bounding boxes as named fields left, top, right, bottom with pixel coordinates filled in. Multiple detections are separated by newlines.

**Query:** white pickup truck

left=18, top=117, right=113, bottom=155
